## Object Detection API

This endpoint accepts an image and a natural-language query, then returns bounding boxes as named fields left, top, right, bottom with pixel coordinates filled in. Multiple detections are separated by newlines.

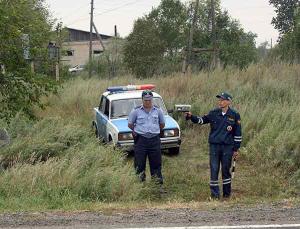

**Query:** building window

left=93, top=50, right=103, bottom=55
left=66, top=50, right=74, bottom=56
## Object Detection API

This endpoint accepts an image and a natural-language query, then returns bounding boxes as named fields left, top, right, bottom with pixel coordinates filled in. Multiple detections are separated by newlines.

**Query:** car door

left=96, top=96, right=110, bottom=141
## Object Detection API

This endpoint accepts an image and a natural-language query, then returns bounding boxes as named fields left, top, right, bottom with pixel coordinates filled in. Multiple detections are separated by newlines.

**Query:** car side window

left=99, top=96, right=106, bottom=114
left=104, top=99, right=110, bottom=117
left=99, top=96, right=103, bottom=110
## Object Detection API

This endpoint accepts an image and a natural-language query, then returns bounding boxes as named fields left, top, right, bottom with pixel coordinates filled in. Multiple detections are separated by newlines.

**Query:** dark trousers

left=134, top=134, right=163, bottom=184
left=209, top=144, right=233, bottom=198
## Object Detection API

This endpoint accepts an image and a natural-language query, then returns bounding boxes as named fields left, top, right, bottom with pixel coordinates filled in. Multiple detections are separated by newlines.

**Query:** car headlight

left=118, top=132, right=134, bottom=141
left=163, top=128, right=179, bottom=137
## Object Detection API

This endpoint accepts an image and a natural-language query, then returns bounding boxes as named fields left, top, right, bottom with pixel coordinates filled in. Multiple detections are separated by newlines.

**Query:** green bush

left=0, top=116, right=89, bottom=168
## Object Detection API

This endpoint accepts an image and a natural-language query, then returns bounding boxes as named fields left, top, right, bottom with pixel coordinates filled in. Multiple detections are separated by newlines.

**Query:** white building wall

left=62, top=39, right=111, bottom=67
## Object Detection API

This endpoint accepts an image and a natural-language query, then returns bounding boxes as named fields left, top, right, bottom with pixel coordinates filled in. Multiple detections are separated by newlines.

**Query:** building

left=62, top=28, right=112, bottom=67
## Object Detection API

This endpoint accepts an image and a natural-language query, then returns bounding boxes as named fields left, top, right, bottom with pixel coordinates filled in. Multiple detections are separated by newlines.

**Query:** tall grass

left=0, top=63, right=299, bottom=211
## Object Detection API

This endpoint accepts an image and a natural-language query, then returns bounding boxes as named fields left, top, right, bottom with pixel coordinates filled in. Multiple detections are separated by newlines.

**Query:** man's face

left=218, top=98, right=231, bottom=108
left=142, top=98, right=152, bottom=108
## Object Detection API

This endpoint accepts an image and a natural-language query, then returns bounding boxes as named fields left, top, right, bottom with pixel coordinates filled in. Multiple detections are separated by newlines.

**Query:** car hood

left=110, top=115, right=179, bottom=133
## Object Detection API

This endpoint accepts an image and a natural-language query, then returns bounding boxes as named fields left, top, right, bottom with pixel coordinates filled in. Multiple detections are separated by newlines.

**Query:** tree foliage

left=217, top=11, right=257, bottom=69
left=90, top=38, right=127, bottom=78
left=269, top=0, right=300, bottom=36
left=0, top=0, right=57, bottom=120
left=124, top=18, right=165, bottom=77
left=269, top=0, right=300, bottom=63
left=124, top=0, right=257, bottom=77
left=148, top=0, right=188, bottom=55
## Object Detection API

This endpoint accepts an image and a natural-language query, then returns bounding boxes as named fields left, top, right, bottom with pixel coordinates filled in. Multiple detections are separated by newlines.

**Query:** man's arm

left=128, top=123, right=134, bottom=130
left=128, top=109, right=137, bottom=130
left=185, top=112, right=211, bottom=124
left=158, top=109, right=165, bottom=130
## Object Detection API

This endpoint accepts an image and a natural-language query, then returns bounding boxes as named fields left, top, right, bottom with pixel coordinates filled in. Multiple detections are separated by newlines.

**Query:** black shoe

left=223, top=194, right=231, bottom=199
left=209, top=195, right=220, bottom=201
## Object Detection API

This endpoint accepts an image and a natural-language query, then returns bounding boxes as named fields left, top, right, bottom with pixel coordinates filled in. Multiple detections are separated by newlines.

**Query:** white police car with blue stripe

left=92, top=84, right=181, bottom=154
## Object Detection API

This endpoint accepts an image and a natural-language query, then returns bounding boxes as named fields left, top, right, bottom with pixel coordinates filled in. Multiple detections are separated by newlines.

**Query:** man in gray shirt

left=128, top=90, right=165, bottom=185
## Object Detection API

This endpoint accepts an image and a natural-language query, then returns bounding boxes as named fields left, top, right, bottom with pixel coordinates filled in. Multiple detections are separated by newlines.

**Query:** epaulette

left=230, top=108, right=238, bottom=114
left=210, top=108, right=222, bottom=113
left=134, top=105, right=143, bottom=109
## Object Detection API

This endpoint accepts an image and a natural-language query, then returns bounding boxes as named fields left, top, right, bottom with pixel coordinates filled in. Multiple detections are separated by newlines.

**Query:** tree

left=192, top=6, right=257, bottom=69
left=257, top=41, right=270, bottom=61
left=216, top=11, right=257, bottom=69
left=0, top=0, right=57, bottom=120
left=124, top=0, right=258, bottom=76
left=148, top=0, right=188, bottom=55
left=124, top=0, right=187, bottom=77
left=124, top=18, right=165, bottom=77
left=269, top=0, right=300, bottom=37
left=90, top=38, right=127, bottom=78
left=269, top=0, right=300, bottom=62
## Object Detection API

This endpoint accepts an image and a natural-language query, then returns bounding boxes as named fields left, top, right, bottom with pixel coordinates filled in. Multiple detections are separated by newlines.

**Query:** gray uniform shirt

left=128, top=105, right=165, bottom=138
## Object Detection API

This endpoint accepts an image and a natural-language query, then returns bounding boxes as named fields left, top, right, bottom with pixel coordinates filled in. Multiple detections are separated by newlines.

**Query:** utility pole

left=112, top=25, right=118, bottom=77
left=89, top=0, right=94, bottom=78
left=92, top=22, right=105, bottom=51
left=114, top=25, right=118, bottom=37
left=211, top=0, right=218, bottom=69
left=184, top=0, right=200, bottom=76
left=271, top=38, right=273, bottom=49
left=182, top=0, right=220, bottom=75
left=55, top=22, right=62, bottom=81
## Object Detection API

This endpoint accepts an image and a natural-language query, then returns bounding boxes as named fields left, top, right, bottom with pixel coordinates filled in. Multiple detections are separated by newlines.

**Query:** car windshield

left=110, top=97, right=167, bottom=119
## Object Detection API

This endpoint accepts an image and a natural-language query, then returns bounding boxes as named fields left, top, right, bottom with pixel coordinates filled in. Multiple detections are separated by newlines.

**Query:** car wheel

left=92, top=121, right=98, bottom=138
left=107, top=135, right=115, bottom=148
left=168, top=147, right=180, bottom=155
left=108, top=135, right=113, bottom=144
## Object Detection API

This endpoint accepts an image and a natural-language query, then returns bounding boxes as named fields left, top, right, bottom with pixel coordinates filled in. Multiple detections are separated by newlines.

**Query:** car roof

left=103, top=90, right=161, bottom=101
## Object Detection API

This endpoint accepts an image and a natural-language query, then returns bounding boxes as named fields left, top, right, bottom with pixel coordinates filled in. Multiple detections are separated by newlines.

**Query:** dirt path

left=0, top=204, right=299, bottom=228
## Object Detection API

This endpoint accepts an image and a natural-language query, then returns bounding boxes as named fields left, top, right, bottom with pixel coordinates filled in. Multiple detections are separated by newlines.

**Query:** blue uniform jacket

left=191, top=107, right=242, bottom=151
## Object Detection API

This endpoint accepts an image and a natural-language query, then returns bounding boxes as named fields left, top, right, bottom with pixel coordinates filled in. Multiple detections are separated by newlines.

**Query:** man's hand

left=184, top=112, right=192, bottom=120
left=128, top=123, right=134, bottom=130
left=160, top=123, right=165, bottom=130
left=233, top=151, right=239, bottom=159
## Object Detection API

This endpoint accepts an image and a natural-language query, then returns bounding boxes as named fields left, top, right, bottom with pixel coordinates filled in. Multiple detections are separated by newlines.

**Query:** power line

left=66, top=15, right=90, bottom=27
left=63, top=3, right=90, bottom=20
left=94, top=0, right=142, bottom=17
left=66, top=0, right=146, bottom=26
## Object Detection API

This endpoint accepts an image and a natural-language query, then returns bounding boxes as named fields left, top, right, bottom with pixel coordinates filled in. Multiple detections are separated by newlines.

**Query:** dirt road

left=0, top=204, right=299, bottom=228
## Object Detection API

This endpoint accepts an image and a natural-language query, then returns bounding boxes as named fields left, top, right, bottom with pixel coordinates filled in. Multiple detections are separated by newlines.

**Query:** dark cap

left=142, top=90, right=153, bottom=100
left=216, top=92, right=232, bottom=101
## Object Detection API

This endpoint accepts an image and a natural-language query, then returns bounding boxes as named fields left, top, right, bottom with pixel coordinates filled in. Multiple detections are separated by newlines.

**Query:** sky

left=46, top=0, right=279, bottom=46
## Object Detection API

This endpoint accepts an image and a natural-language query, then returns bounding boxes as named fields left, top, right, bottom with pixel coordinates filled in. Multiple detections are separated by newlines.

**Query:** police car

left=92, top=84, right=181, bottom=154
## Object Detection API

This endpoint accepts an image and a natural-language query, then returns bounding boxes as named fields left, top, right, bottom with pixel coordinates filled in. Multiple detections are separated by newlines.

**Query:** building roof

left=66, top=27, right=112, bottom=42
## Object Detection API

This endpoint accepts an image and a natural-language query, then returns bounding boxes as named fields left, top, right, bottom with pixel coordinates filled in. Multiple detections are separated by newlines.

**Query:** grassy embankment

left=0, top=63, right=299, bottom=212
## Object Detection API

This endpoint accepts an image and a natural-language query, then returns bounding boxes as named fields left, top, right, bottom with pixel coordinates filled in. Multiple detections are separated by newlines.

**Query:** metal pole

left=92, top=22, right=105, bottom=51
left=185, top=0, right=200, bottom=75
left=114, top=25, right=117, bottom=37
left=211, top=0, right=217, bottom=69
left=271, top=38, right=273, bottom=49
left=55, top=61, right=59, bottom=81
left=89, top=0, right=94, bottom=78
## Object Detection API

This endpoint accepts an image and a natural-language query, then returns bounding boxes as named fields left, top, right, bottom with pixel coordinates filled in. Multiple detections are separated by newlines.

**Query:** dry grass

left=0, top=63, right=299, bottom=212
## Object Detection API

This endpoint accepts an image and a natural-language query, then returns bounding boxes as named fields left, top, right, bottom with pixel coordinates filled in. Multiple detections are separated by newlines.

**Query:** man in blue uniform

left=185, top=92, right=242, bottom=199
left=128, top=90, right=165, bottom=185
